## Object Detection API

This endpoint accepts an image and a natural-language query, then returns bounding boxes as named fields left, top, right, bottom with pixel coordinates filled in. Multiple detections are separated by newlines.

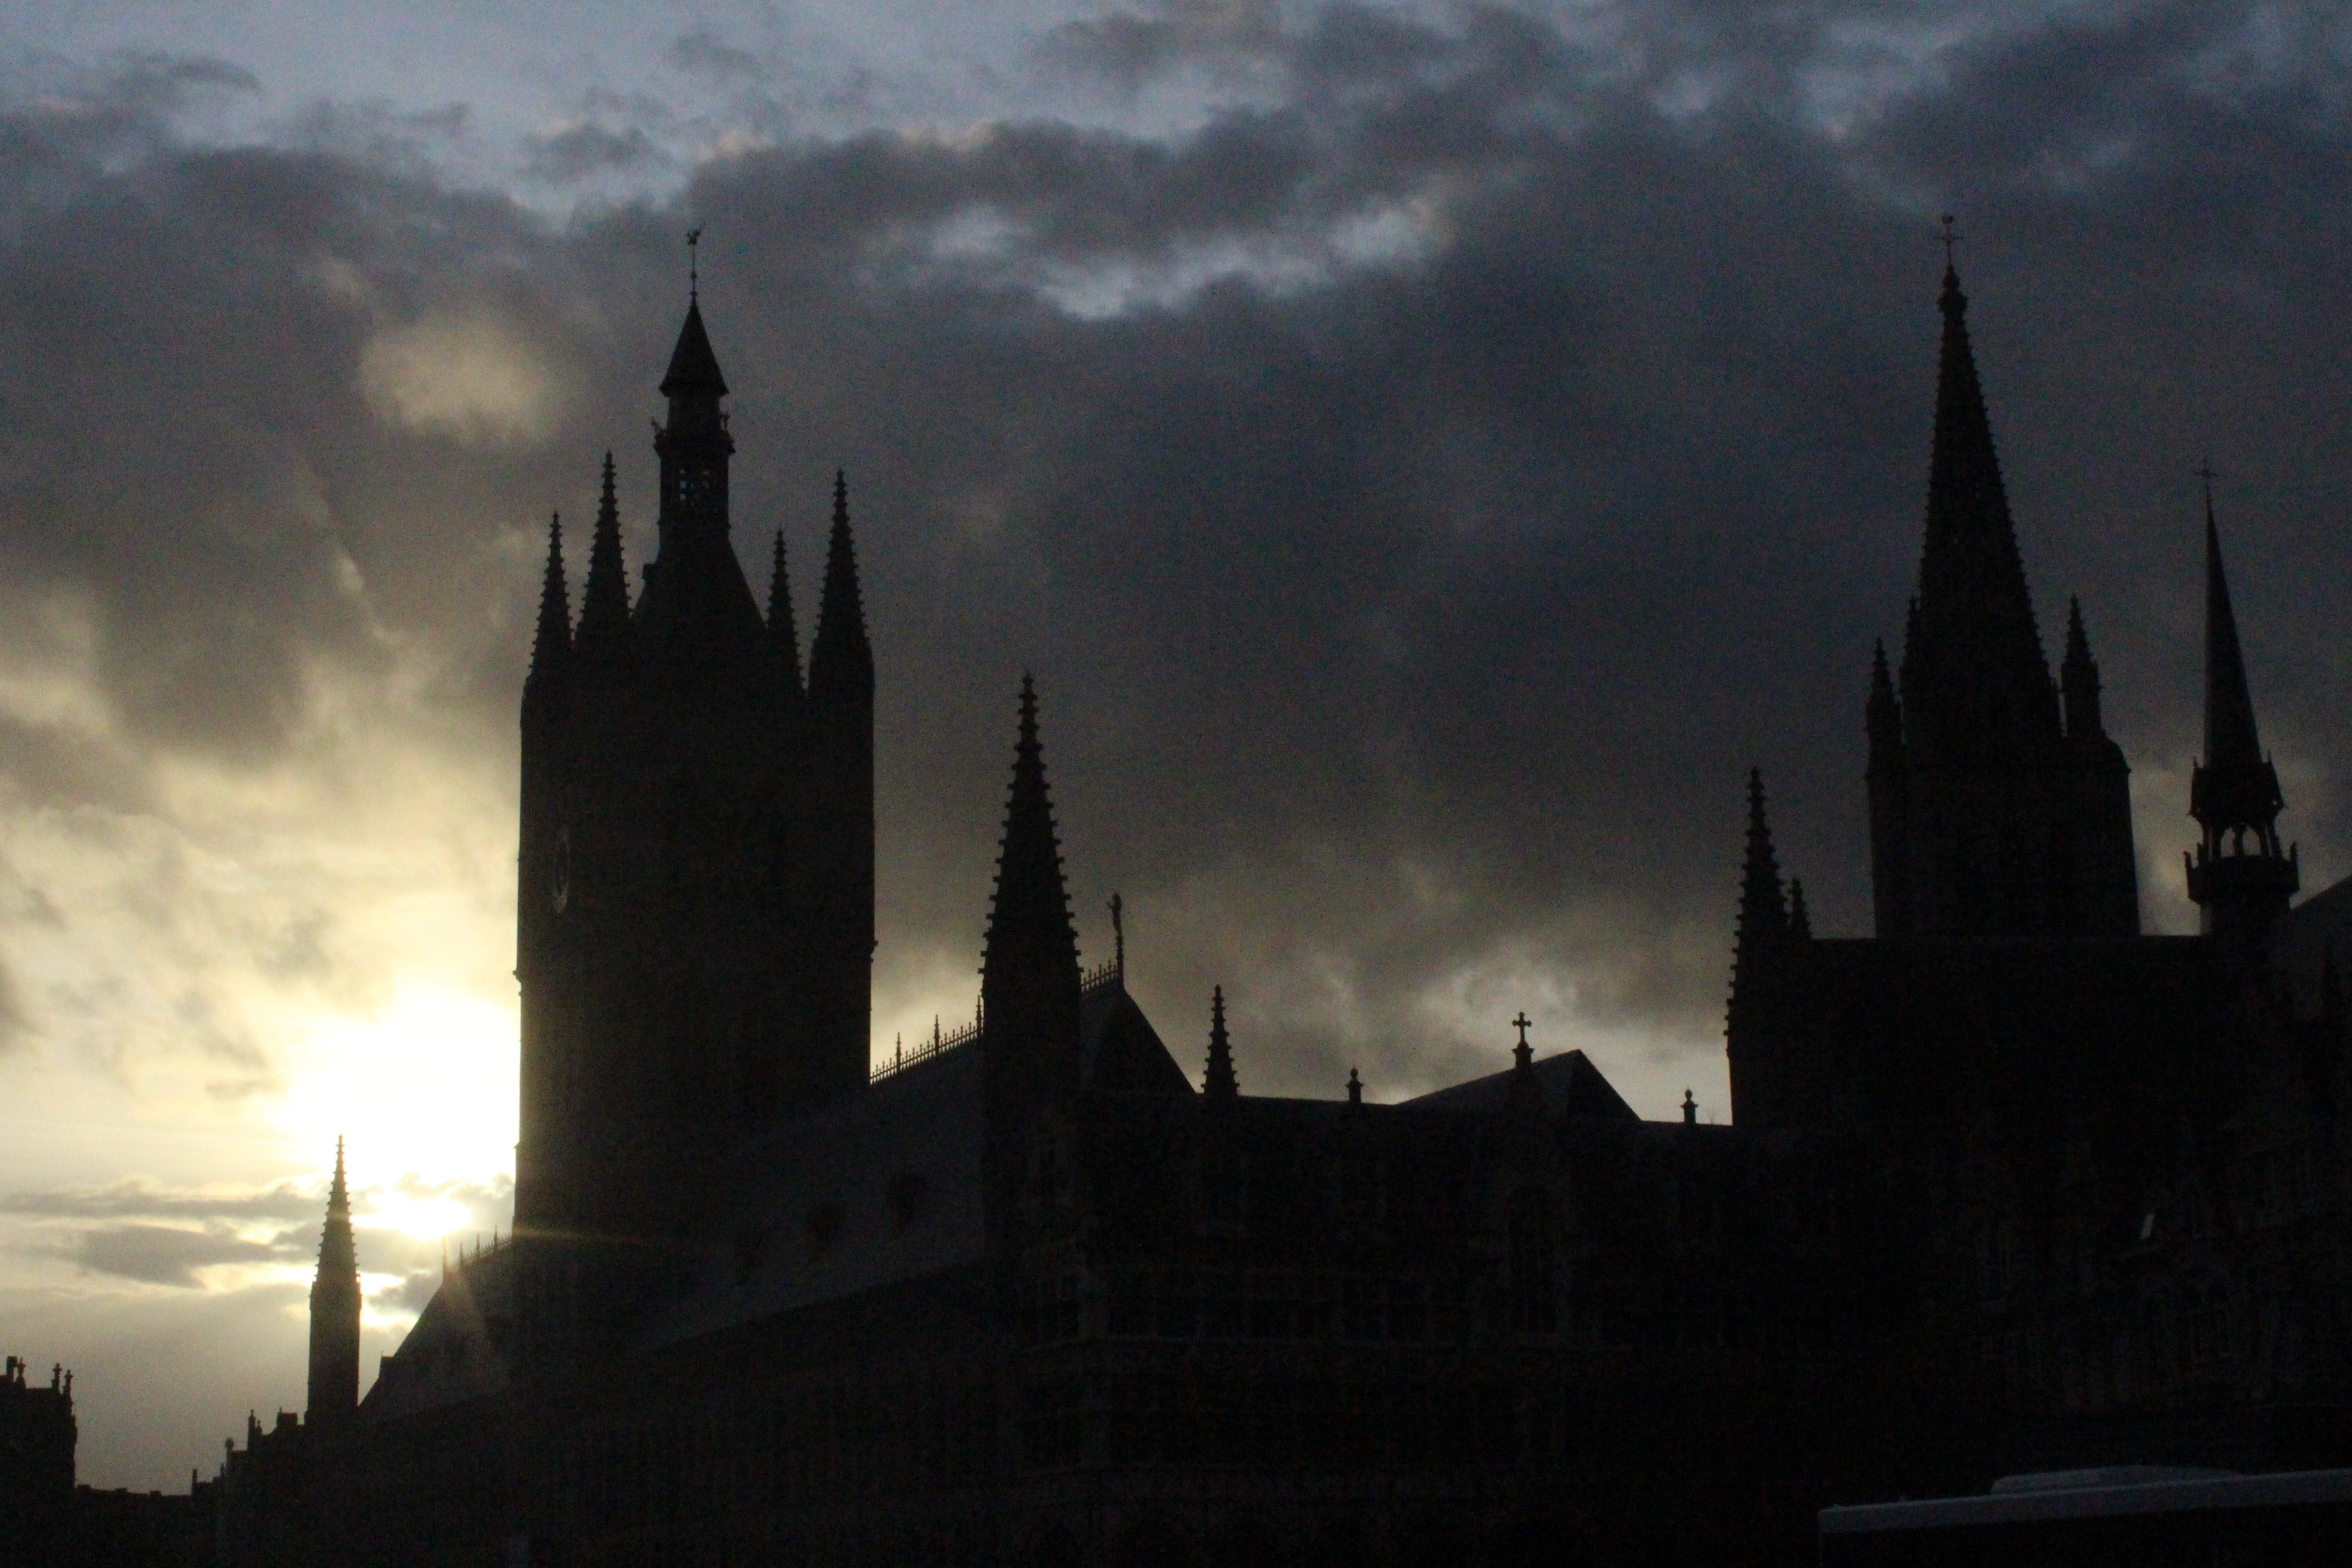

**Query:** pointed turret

left=660, top=299, right=730, bottom=402
left=2187, top=494, right=2295, bottom=944
left=808, top=473, right=873, bottom=703
left=980, top=678, right=1083, bottom=1263
left=767, top=530, right=804, bottom=697
left=1203, top=986, right=1237, bottom=1102
left=2061, top=596, right=2107, bottom=741
left=573, top=453, right=636, bottom=676
left=1901, top=262, right=2061, bottom=760
left=306, top=1138, right=361, bottom=1426
left=525, top=513, right=571, bottom=706
left=1735, top=768, right=1788, bottom=960
left=1787, top=878, right=1813, bottom=941
left=982, top=677, right=1081, bottom=1019
left=638, top=297, right=767, bottom=684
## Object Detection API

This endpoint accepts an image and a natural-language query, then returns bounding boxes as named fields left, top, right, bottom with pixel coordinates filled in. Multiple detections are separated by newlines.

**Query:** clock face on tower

left=550, top=825, right=573, bottom=915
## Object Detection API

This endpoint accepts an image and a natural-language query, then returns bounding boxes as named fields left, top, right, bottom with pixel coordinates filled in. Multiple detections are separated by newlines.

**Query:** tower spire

left=574, top=452, right=635, bottom=675
left=306, top=1138, right=360, bottom=1427
left=526, top=512, right=571, bottom=699
left=1901, top=254, right=2059, bottom=760
left=1204, top=986, right=1237, bottom=1101
left=808, top=471, right=872, bottom=702
left=768, top=529, right=804, bottom=696
left=2187, top=479, right=2295, bottom=943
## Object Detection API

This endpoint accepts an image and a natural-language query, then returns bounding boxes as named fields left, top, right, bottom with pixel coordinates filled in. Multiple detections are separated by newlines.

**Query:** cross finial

left=1511, top=1012, right=1532, bottom=1047
left=2194, top=457, right=2220, bottom=518
left=1938, top=213, right=1960, bottom=268
left=686, top=227, right=703, bottom=301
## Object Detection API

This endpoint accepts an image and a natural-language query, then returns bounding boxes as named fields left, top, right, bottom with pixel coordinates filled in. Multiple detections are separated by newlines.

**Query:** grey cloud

left=2, top=1178, right=323, bottom=1224
left=61, top=1223, right=292, bottom=1287
left=524, top=122, right=665, bottom=185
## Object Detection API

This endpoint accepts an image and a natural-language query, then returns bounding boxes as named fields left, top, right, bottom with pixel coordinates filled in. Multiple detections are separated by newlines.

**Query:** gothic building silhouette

left=213, top=266, right=2352, bottom=1567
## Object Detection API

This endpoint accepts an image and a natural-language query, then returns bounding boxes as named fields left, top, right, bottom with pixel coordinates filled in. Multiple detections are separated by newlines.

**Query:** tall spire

left=2187, top=485, right=2295, bottom=942
left=1787, top=877, right=1813, bottom=941
left=1901, top=260, right=2061, bottom=759
left=767, top=529, right=804, bottom=696
left=306, top=1138, right=360, bottom=1426
left=809, top=471, right=873, bottom=702
left=574, top=452, right=635, bottom=674
left=526, top=513, right=571, bottom=698
left=1203, top=986, right=1237, bottom=1101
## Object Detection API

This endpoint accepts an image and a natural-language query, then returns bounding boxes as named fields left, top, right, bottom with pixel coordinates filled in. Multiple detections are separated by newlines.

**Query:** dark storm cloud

left=3, top=2, right=2349, bottom=1102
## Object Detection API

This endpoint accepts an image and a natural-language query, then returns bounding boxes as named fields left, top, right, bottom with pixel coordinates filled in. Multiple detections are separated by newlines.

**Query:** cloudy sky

left=1, top=0, right=2349, bottom=1488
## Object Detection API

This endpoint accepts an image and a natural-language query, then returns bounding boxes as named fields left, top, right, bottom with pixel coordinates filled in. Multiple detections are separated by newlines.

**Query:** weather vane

left=686, top=227, right=703, bottom=301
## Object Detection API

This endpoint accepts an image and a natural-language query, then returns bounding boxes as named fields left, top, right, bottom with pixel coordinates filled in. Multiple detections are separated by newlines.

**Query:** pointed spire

left=527, top=513, right=571, bottom=694
left=2061, top=596, right=2106, bottom=742
left=329, top=1135, right=348, bottom=1215
left=1736, top=768, right=1788, bottom=955
left=2201, top=495, right=2264, bottom=773
left=1903, top=259, right=2060, bottom=757
left=981, top=676, right=1080, bottom=997
left=809, top=471, right=872, bottom=702
left=1203, top=986, right=1237, bottom=1101
left=1787, top=877, right=1813, bottom=941
left=767, top=529, right=804, bottom=696
left=574, top=452, right=636, bottom=674
left=1867, top=638, right=1903, bottom=759
left=660, top=300, right=730, bottom=401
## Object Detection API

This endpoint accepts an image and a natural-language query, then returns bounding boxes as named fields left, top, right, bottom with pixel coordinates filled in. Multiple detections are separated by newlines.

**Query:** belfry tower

left=2186, top=490, right=2296, bottom=946
left=306, top=1138, right=360, bottom=1426
left=1865, top=261, right=2139, bottom=939
left=514, top=294, right=874, bottom=1248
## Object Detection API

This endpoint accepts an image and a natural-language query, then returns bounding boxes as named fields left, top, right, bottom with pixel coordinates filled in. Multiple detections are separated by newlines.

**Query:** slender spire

left=767, top=529, right=804, bottom=696
left=1736, top=767, right=1788, bottom=955
left=1203, top=986, right=1237, bottom=1101
left=1902, top=259, right=2060, bottom=757
left=981, top=676, right=1080, bottom=999
left=2061, top=595, right=2106, bottom=741
left=526, top=513, right=571, bottom=695
left=1867, top=639, right=1902, bottom=757
left=809, top=471, right=873, bottom=702
left=1787, top=878, right=1813, bottom=941
left=2200, top=490, right=2264, bottom=773
left=574, top=452, right=635, bottom=673
left=307, top=1138, right=359, bottom=1425
left=2187, top=484, right=2295, bottom=939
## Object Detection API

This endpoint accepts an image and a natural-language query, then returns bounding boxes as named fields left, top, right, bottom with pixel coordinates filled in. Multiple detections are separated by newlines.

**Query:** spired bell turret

left=2186, top=485, right=2297, bottom=947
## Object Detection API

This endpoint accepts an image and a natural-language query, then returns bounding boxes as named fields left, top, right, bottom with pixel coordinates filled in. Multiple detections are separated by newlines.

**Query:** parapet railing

left=869, top=961, right=1124, bottom=1085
